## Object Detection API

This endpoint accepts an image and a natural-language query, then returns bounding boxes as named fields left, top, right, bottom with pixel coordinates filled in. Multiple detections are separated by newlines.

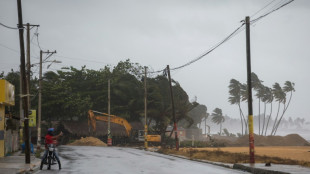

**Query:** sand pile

left=232, top=134, right=310, bottom=146
left=69, top=137, right=107, bottom=146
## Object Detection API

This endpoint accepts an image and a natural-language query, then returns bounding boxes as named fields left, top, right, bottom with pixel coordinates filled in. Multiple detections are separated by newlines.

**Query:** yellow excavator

left=87, top=110, right=161, bottom=142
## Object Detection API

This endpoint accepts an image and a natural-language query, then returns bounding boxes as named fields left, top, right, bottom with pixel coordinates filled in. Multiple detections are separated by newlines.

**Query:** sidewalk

left=0, top=151, right=41, bottom=174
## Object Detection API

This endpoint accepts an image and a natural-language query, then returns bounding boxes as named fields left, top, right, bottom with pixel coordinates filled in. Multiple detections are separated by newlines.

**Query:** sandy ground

left=196, top=146, right=310, bottom=161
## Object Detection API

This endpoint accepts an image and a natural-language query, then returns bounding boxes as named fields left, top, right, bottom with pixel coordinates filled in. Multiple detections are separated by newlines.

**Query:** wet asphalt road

left=37, top=145, right=249, bottom=174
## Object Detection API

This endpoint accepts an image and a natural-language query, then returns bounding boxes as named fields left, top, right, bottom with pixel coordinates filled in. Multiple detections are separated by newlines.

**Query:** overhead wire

left=0, top=22, right=22, bottom=30
left=250, top=0, right=277, bottom=18
left=250, top=0, right=294, bottom=24
left=148, top=0, right=294, bottom=75
left=170, top=22, right=245, bottom=71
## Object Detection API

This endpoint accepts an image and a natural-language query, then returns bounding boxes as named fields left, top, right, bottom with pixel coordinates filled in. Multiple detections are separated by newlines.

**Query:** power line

left=35, top=27, right=42, bottom=50
left=0, top=43, right=20, bottom=53
left=0, top=42, right=39, bottom=60
left=149, top=0, right=294, bottom=75
left=0, top=22, right=23, bottom=30
left=250, top=0, right=277, bottom=18
left=170, top=23, right=245, bottom=72
left=250, top=0, right=294, bottom=24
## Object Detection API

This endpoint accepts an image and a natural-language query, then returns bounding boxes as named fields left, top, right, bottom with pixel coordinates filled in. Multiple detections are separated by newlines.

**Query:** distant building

left=165, top=126, right=186, bottom=141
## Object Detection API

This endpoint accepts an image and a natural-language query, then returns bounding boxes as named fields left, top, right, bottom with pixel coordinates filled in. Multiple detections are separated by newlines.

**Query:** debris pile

left=68, top=137, right=107, bottom=146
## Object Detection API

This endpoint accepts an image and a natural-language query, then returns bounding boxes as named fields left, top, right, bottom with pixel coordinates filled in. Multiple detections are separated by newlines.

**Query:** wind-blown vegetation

left=2, top=60, right=209, bottom=138
left=228, top=72, right=295, bottom=136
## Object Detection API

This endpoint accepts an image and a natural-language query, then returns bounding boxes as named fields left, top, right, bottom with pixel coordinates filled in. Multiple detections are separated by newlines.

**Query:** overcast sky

left=1, top=0, right=309, bottom=121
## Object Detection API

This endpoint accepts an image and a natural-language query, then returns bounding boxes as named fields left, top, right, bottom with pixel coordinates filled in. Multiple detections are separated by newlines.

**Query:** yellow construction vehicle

left=87, top=110, right=161, bottom=142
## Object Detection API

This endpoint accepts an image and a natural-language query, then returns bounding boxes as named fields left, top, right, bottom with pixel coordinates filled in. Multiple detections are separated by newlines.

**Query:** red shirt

left=45, top=134, right=54, bottom=145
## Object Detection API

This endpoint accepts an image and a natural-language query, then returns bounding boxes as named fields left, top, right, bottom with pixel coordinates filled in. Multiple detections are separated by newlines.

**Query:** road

left=38, top=145, right=249, bottom=174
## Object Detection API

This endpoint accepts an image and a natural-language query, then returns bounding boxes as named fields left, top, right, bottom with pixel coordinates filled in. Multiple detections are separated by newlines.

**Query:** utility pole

left=26, top=23, right=30, bottom=112
left=107, top=79, right=112, bottom=146
left=166, top=65, right=179, bottom=151
left=144, top=67, right=148, bottom=149
left=37, top=50, right=56, bottom=152
left=17, top=0, right=30, bottom=164
left=245, top=16, right=255, bottom=164
left=24, top=23, right=39, bottom=112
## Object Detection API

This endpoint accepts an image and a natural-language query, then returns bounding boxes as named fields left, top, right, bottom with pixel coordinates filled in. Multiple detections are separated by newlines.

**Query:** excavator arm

left=88, top=110, right=132, bottom=136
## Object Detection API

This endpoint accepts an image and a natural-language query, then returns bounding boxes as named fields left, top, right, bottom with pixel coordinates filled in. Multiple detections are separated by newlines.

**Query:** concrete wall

left=4, top=130, right=19, bottom=155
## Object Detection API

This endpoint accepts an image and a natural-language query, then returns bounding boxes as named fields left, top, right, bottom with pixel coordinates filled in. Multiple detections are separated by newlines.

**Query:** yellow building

left=0, top=79, right=15, bottom=157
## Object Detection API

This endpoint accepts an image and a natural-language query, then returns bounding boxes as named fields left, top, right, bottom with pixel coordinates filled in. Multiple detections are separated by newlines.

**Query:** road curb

left=233, top=164, right=290, bottom=174
left=156, top=151, right=291, bottom=174
left=16, top=160, right=41, bottom=174
left=162, top=153, right=233, bottom=169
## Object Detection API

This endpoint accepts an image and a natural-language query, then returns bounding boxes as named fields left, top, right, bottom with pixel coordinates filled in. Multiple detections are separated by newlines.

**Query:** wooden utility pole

left=166, top=65, right=179, bottom=151
left=24, top=23, right=39, bottom=111
left=26, top=23, right=30, bottom=111
left=245, top=16, right=255, bottom=164
left=107, top=79, right=112, bottom=146
left=144, top=67, right=148, bottom=149
left=37, top=50, right=56, bottom=151
left=17, top=0, right=30, bottom=164
left=37, top=50, right=43, bottom=152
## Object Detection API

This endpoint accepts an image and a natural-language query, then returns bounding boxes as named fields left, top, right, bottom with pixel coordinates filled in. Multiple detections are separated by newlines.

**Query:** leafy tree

left=187, top=102, right=207, bottom=129
left=263, top=87, right=273, bottom=136
left=211, top=108, right=225, bottom=135
left=271, top=83, right=286, bottom=135
left=223, top=128, right=230, bottom=136
left=228, top=79, right=246, bottom=135
left=273, top=81, right=295, bottom=134
left=251, top=73, right=263, bottom=135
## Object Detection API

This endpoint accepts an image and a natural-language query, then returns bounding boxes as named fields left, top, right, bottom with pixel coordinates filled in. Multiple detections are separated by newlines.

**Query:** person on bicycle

left=42, top=128, right=63, bottom=165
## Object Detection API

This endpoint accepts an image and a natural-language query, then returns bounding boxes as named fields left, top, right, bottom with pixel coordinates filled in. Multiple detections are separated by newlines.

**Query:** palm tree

left=251, top=73, right=263, bottom=135
left=273, top=81, right=295, bottom=134
left=260, top=86, right=270, bottom=135
left=255, top=84, right=265, bottom=135
left=270, top=83, right=286, bottom=135
left=264, top=87, right=274, bottom=136
left=228, top=79, right=246, bottom=135
left=211, top=108, right=225, bottom=135
left=204, top=112, right=210, bottom=135
left=240, top=83, right=249, bottom=134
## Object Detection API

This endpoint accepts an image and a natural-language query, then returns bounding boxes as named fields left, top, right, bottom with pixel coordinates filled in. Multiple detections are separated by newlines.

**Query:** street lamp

left=47, top=60, right=62, bottom=69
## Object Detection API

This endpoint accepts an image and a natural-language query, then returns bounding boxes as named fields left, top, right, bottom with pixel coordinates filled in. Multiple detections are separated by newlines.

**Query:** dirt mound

left=68, top=137, right=107, bottom=146
left=232, top=134, right=310, bottom=146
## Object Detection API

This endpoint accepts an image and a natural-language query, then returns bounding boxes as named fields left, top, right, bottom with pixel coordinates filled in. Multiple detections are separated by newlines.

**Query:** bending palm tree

left=251, top=73, right=263, bottom=135
left=264, top=87, right=274, bottom=136
left=271, top=83, right=286, bottom=135
left=240, top=83, right=249, bottom=134
left=228, top=79, right=246, bottom=135
left=273, top=81, right=295, bottom=135
left=255, top=84, right=265, bottom=135
left=211, top=108, right=225, bottom=135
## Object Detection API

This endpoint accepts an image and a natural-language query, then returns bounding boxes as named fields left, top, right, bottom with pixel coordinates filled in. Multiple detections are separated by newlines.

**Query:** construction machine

left=87, top=110, right=161, bottom=143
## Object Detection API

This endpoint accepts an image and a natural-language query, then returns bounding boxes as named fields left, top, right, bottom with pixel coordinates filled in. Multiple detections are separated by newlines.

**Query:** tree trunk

left=265, top=102, right=272, bottom=136
left=239, top=104, right=248, bottom=134
left=220, top=122, right=222, bottom=135
left=258, top=98, right=261, bottom=135
left=261, top=102, right=266, bottom=135
left=271, top=102, right=281, bottom=135
left=273, top=91, right=293, bottom=135
left=239, top=106, right=244, bottom=136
